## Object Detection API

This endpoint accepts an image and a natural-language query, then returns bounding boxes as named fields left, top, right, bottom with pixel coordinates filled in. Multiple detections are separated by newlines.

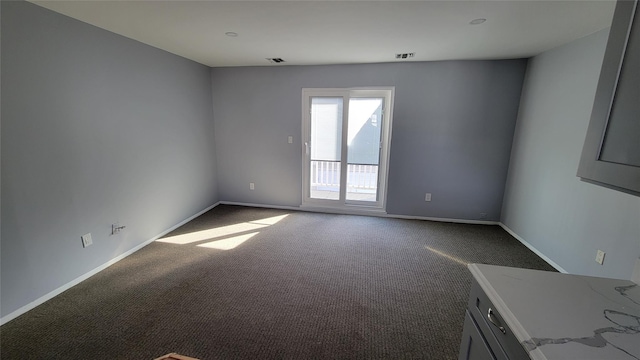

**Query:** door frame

left=301, top=87, right=395, bottom=213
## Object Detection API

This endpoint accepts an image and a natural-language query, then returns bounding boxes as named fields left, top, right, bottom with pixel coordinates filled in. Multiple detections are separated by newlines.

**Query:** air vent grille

left=395, top=53, right=415, bottom=59
left=266, top=58, right=285, bottom=64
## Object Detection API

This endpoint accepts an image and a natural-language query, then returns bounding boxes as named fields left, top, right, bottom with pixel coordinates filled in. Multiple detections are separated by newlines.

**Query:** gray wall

left=501, top=29, right=640, bottom=280
left=212, top=61, right=526, bottom=220
left=1, top=1, right=218, bottom=318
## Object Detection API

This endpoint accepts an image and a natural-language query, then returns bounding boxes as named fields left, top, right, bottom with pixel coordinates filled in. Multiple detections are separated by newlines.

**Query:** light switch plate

left=288, top=136, right=293, bottom=144
left=81, top=233, right=93, bottom=248
left=595, top=250, right=605, bottom=265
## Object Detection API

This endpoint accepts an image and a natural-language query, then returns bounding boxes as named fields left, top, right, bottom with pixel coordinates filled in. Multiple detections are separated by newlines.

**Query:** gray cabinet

left=577, top=0, right=640, bottom=197
left=459, top=311, right=497, bottom=360
left=458, top=277, right=528, bottom=360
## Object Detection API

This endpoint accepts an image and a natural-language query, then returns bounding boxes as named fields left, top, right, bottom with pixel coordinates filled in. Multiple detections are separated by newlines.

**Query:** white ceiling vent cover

left=395, top=53, right=415, bottom=59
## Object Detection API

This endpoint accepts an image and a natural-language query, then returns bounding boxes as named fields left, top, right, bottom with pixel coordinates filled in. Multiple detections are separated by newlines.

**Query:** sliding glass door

left=302, top=88, right=394, bottom=211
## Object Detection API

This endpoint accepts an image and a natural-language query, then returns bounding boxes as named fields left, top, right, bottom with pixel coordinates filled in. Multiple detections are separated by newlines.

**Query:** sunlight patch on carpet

left=197, top=232, right=260, bottom=250
left=425, top=246, right=469, bottom=266
left=156, top=214, right=289, bottom=247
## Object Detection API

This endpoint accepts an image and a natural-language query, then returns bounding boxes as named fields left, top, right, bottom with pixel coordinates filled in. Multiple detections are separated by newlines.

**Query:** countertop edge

left=468, top=263, right=547, bottom=360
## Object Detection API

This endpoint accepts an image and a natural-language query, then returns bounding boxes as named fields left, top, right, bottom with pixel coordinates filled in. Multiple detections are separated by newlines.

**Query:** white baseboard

left=498, top=222, right=568, bottom=273
left=388, top=214, right=498, bottom=225
left=1, top=202, right=558, bottom=325
left=221, top=201, right=499, bottom=225
left=0, top=202, right=220, bottom=326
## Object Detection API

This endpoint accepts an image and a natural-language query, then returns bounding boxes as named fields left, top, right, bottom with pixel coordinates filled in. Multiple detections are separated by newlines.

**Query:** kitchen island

left=459, top=264, right=640, bottom=360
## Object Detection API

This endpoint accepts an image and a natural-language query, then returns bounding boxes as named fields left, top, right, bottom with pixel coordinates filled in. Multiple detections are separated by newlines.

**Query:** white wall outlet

left=595, top=250, right=606, bottom=265
left=249, top=182, right=255, bottom=190
left=425, top=193, right=431, bottom=202
left=81, top=233, right=93, bottom=248
left=479, top=213, right=487, bottom=220
left=288, top=136, right=293, bottom=144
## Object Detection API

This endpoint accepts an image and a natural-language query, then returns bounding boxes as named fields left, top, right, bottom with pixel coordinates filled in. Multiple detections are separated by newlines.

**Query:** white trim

left=300, top=203, right=388, bottom=216
left=498, top=222, right=568, bottom=273
left=389, top=214, right=498, bottom=225
left=221, top=201, right=499, bottom=225
left=1, top=202, right=561, bottom=325
left=0, top=202, right=220, bottom=326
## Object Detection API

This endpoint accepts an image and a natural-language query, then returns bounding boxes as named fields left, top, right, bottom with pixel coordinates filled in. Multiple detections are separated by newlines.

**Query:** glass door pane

left=310, top=97, right=343, bottom=200
left=346, top=98, right=383, bottom=202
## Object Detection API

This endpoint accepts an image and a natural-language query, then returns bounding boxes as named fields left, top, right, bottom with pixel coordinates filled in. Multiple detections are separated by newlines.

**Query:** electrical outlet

left=479, top=213, right=487, bottom=220
left=595, top=250, right=606, bottom=265
left=81, top=233, right=93, bottom=248
left=288, top=136, right=293, bottom=144
left=250, top=182, right=255, bottom=190
left=425, top=193, right=431, bottom=202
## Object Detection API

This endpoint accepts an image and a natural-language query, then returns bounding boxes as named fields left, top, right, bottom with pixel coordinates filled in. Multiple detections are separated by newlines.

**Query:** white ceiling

left=30, top=0, right=616, bottom=67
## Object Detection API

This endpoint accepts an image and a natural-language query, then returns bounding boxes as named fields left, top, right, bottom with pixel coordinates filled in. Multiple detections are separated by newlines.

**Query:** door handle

left=487, top=308, right=506, bottom=334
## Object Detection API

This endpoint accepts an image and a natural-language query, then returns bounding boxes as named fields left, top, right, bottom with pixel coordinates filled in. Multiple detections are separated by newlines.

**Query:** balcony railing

left=310, top=160, right=378, bottom=195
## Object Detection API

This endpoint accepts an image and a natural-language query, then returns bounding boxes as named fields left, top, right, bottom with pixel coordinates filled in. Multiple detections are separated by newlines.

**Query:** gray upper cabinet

left=577, top=0, right=640, bottom=197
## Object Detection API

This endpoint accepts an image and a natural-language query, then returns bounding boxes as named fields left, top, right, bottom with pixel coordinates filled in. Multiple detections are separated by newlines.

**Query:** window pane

left=346, top=98, right=383, bottom=202
left=310, top=97, right=342, bottom=200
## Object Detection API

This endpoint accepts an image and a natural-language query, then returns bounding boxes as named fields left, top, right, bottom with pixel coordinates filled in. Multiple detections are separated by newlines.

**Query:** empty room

left=1, top=0, right=639, bottom=359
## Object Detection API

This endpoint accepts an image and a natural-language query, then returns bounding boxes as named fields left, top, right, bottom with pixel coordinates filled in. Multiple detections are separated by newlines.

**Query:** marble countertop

left=469, top=264, right=640, bottom=360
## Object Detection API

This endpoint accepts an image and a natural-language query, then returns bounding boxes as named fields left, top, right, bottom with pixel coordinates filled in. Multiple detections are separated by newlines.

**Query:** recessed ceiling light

left=470, top=18, right=486, bottom=25
left=225, top=32, right=238, bottom=37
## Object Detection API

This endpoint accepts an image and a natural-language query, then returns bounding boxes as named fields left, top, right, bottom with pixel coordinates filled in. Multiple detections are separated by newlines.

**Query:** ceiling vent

left=395, top=53, right=415, bottom=59
left=266, top=58, right=285, bottom=64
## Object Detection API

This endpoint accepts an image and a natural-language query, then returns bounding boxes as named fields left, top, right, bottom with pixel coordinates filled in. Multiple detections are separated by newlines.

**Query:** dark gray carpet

left=0, top=205, right=556, bottom=359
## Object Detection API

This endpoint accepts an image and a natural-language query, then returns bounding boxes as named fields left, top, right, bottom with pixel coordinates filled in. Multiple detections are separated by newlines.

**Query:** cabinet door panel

left=468, top=280, right=525, bottom=360
left=459, top=311, right=497, bottom=360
